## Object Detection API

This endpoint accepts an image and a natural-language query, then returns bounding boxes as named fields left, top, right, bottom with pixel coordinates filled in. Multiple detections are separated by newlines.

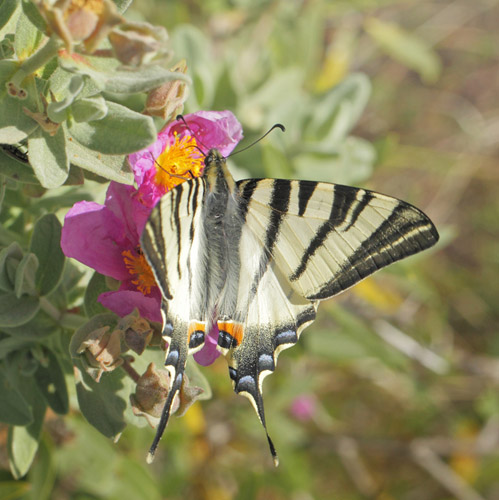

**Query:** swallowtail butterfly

left=141, top=147, right=439, bottom=465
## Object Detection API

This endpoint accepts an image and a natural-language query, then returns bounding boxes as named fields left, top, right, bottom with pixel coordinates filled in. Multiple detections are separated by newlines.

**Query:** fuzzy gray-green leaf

left=0, top=292, right=39, bottom=327
left=34, top=347, right=69, bottom=415
left=14, top=252, right=38, bottom=298
left=0, top=366, right=33, bottom=426
left=27, top=127, right=69, bottom=188
left=68, top=101, right=156, bottom=155
left=29, top=213, right=65, bottom=296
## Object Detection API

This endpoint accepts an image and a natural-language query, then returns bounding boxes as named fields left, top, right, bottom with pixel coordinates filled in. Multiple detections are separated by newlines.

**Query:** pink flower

left=289, top=394, right=317, bottom=421
left=61, top=110, right=243, bottom=366
left=61, top=181, right=162, bottom=322
left=129, top=110, right=243, bottom=208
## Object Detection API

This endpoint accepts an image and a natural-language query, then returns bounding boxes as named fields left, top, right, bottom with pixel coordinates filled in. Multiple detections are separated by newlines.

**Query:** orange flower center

left=154, top=134, right=204, bottom=192
left=122, top=249, right=157, bottom=295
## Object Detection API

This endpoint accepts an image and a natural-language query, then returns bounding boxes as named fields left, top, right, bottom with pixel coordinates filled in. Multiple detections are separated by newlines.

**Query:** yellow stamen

left=122, top=249, right=157, bottom=295
left=154, top=134, right=204, bottom=192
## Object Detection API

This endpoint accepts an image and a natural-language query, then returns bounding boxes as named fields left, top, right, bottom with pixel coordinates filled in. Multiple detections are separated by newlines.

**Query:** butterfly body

left=141, top=148, right=439, bottom=464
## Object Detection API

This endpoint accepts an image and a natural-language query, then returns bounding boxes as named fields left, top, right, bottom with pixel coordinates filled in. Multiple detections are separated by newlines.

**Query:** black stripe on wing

left=290, top=184, right=371, bottom=282
left=308, top=201, right=439, bottom=300
left=141, top=204, right=172, bottom=300
left=241, top=179, right=292, bottom=296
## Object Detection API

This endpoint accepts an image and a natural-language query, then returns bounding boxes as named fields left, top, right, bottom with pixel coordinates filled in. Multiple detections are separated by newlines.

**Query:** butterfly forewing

left=239, top=178, right=439, bottom=301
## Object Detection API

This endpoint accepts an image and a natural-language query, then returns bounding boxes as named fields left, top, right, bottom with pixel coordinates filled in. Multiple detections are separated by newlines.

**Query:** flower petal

left=166, top=110, right=243, bottom=157
left=61, top=201, right=129, bottom=280
left=98, top=289, right=162, bottom=323
left=193, top=324, right=220, bottom=366
left=105, top=181, right=152, bottom=240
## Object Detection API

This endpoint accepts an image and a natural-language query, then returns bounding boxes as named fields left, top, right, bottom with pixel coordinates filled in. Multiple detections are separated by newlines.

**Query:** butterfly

left=140, top=147, right=439, bottom=465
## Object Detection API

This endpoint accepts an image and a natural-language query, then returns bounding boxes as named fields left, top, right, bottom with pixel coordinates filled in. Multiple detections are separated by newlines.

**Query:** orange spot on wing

left=217, top=321, right=244, bottom=347
left=188, top=321, right=206, bottom=344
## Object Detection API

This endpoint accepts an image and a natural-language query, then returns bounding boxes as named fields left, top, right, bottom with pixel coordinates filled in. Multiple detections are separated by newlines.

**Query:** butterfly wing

left=141, top=177, right=209, bottom=461
left=218, top=178, right=438, bottom=461
left=238, top=178, right=439, bottom=300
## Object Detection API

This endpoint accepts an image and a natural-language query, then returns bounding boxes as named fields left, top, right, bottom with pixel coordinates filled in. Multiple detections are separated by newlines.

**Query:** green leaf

left=0, top=308, right=61, bottom=340
left=0, top=481, right=30, bottom=500
left=365, top=18, right=441, bottom=84
left=65, top=135, right=133, bottom=184
left=29, top=214, right=65, bottom=296
left=0, top=242, right=23, bottom=292
left=34, top=347, right=69, bottom=415
left=0, top=365, right=33, bottom=426
left=59, top=52, right=191, bottom=94
left=295, top=136, right=375, bottom=185
left=0, top=336, right=34, bottom=360
left=84, top=272, right=109, bottom=317
left=0, top=62, right=38, bottom=144
left=0, top=147, right=38, bottom=184
left=21, top=0, right=47, bottom=33
left=71, top=95, right=108, bottom=123
left=46, top=75, right=85, bottom=123
left=14, top=252, right=38, bottom=298
left=27, top=127, right=69, bottom=188
left=7, top=375, right=47, bottom=479
left=0, top=0, right=19, bottom=33
left=14, top=4, right=43, bottom=60
left=74, top=362, right=127, bottom=439
left=68, top=101, right=157, bottom=155
left=0, top=293, right=39, bottom=327
left=26, top=439, right=55, bottom=500
left=304, top=73, right=371, bottom=146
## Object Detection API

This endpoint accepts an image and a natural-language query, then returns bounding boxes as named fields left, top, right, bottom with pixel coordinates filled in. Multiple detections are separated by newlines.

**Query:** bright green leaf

left=29, top=213, right=65, bottom=296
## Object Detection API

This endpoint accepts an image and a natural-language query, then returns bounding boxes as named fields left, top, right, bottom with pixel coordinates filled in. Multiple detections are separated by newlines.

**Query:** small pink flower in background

left=61, top=110, right=243, bottom=366
left=290, top=394, right=318, bottom=422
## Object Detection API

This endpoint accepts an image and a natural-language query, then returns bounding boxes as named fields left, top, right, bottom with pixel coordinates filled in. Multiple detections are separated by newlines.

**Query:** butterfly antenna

left=176, top=114, right=208, bottom=154
left=228, top=123, right=285, bottom=158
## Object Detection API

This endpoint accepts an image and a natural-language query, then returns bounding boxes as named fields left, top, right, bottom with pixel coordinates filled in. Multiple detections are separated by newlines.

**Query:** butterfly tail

left=147, top=315, right=189, bottom=464
left=232, top=364, right=279, bottom=467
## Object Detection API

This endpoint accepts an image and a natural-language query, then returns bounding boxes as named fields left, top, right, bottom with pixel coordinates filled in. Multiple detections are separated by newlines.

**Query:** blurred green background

left=3, top=0, right=499, bottom=499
